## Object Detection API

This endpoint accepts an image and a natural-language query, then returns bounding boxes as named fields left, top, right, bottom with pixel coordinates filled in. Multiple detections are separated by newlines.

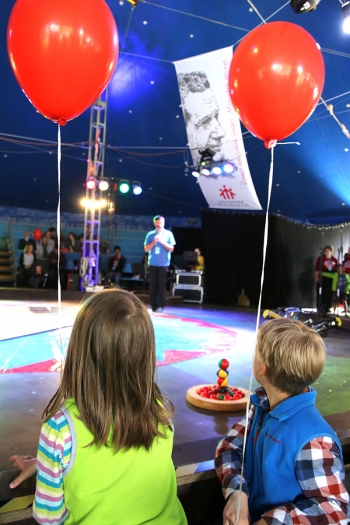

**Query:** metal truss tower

left=80, top=89, right=108, bottom=288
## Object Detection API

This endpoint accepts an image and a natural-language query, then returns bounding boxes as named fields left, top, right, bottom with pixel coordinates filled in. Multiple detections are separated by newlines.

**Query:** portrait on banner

left=174, top=47, right=262, bottom=211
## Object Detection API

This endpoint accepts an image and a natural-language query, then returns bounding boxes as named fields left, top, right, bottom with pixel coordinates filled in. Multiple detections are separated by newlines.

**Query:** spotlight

left=132, top=182, right=142, bottom=195
left=223, top=162, right=234, bottom=174
left=211, top=166, right=222, bottom=175
left=119, top=181, right=130, bottom=194
left=192, top=169, right=200, bottom=178
left=86, top=176, right=96, bottom=190
left=342, top=2, right=350, bottom=33
left=98, top=180, right=109, bottom=191
left=201, top=168, right=210, bottom=176
left=290, top=0, right=321, bottom=13
left=199, top=148, right=215, bottom=166
left=81, top=198, right=107, bottom=209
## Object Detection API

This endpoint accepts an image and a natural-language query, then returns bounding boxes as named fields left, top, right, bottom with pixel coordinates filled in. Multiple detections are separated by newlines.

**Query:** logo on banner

left=219, top=186, right=235, bottom=199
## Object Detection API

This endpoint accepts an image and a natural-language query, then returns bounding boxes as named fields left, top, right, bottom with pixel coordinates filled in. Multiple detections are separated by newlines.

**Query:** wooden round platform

left=186, top=385, right=250, bottom=412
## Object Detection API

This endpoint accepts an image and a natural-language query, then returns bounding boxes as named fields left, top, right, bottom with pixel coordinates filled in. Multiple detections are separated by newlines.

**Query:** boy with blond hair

left=215, top=318, right=350, bottom=525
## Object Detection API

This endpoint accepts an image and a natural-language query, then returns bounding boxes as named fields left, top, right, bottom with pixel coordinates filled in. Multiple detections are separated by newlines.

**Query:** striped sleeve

left=263, top=436, right=350, bottom=525
left=214, top=406, right=255, bottom=500
left=33, top=410, right=72, bottom=525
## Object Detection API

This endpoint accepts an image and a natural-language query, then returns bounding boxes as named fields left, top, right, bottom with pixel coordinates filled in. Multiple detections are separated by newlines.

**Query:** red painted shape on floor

left=156, top=345, right=227, bottom=367
left=0, top=359, right=62, bottom=374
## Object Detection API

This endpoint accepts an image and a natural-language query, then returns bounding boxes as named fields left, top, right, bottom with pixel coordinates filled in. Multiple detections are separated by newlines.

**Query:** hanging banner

left=174, top=47, right=262, bottom=210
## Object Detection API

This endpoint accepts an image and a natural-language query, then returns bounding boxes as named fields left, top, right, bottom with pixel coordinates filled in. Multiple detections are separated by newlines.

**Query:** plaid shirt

left=215, top=387, right=350, bottom=525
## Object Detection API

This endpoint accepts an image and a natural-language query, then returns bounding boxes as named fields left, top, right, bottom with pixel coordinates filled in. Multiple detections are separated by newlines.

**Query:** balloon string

left=276, top=141, right=300, bottom=146
left=246, top=0, right=266, bottom=24
left=57, top=125, right=63, bottom=378
left=235, top=143, right=275, bottom=524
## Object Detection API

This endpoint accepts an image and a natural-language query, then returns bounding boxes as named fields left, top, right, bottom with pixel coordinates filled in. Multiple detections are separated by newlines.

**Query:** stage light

left=132, top=182, right=142, bottom=195
left=86, top=176, right=96, bottom=190
left=212, top=166, right=222, bottom=175
left=290, top=0, right=321, bottom=13
left=98, top=180, right=109, bottom=191
left=223, top=163, right=234, bottom=174
left=199, top=148, right=215, bottom=166
left=192, top=169, right=200, bottom=178
left=119, top=181, right=130, bottom=194
left=201, top=168, right=210, bottom=176
left=81, top=198, right=107, bottom=209
left=342, top=2, right=350, bottom=33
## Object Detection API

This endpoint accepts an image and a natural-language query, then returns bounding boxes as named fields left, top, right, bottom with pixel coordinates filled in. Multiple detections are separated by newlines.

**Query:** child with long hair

left=10, top=289, right=187, bottom=525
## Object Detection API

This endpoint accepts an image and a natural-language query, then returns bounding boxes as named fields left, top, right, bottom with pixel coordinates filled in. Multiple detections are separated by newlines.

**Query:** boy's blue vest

left=244, top=388, right=342, bottom=521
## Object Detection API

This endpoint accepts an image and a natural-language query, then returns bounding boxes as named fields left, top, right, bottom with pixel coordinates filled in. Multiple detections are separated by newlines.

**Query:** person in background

left=322, top=263, right=350, bottom=316
left=343, top=247, right=350, bottom=275
left=315, top=245, right=338, bottom=313
left=43, top=230, right=55, bottom=253
left=107, top=245, right=126, bottom=285
left=215, top=318, right=349, bottom=525
left=99, top=237, right=110, bottom=280
left=47, top=227, right=57, bottom=245
left=64, top=232, right=81, bottom=253
left=33, top=265, right=47, bottom=289
left=144, top=216, right=176, bottom=313
left=190, top=247, right=205, bottom=271
left=48, top=246, right=66, bottom=289
left=9, top=289, right=187, bottom=525
left=18, top=231, right=36, bottom=251
left=36, top=235, right=53, bottom=275
left=18, top=243, right=36, bottom=287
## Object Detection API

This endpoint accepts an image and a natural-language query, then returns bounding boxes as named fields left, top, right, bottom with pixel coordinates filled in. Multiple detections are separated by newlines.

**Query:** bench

left=1, top=411, right=349, bottom=525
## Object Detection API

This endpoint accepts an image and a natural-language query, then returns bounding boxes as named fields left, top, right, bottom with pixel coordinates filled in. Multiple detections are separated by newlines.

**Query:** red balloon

left=33, top=229, right=43, bottom=241
left=229, top=22, right=325, bottom=148
left=7, top=0, right=119, bottom=125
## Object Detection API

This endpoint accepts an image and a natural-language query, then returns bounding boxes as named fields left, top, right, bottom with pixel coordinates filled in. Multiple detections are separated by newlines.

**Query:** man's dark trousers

left=148, top=265, right=168, bottom=310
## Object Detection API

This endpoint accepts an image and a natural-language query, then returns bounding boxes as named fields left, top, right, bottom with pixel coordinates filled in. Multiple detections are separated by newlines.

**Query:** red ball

left=218, top=359, right=229, bottom=370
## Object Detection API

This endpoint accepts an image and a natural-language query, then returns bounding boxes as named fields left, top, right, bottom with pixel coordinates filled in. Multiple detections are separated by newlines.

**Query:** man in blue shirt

left=144, top=216, right=176, bottom=313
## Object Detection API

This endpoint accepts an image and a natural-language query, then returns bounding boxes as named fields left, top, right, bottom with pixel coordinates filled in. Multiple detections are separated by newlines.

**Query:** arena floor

left=0, top=292, right=349, bottom=472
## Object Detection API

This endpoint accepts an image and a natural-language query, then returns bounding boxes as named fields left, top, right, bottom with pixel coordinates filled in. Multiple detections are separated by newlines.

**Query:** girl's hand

left=8, top=455, right=37, bottom=488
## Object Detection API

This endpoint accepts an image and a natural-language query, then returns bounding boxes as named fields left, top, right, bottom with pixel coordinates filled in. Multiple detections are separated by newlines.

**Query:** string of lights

left=191, top=148, right=237, bottom=178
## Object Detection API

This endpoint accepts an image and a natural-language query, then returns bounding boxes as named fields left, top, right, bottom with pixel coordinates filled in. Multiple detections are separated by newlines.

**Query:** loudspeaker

left=67, top=273, right=80, bottom=291
left=172, top=285, right=203, bottom=304
left=176, top=272, right=202, bottom=286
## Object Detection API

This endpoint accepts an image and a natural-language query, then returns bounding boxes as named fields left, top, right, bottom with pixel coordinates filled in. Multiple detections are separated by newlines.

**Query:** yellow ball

left=217, top=369, right=228, bottom=378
